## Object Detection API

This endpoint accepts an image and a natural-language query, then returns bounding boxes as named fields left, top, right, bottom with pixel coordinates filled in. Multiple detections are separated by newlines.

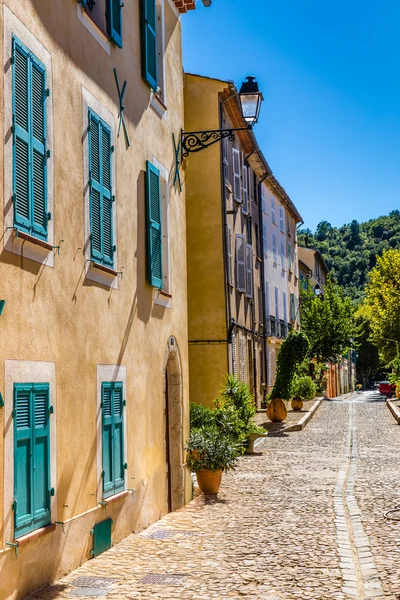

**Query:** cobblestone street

left=28, top=393, right=400, bottom=600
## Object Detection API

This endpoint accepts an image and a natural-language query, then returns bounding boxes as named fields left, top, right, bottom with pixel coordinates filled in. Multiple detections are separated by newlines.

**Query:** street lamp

left=181, top=76, right=264, bottom=157
left=314, top=283, right=322, bottom=297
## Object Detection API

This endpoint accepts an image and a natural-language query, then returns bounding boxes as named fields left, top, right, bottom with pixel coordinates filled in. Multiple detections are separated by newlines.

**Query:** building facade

left=298, top=246, right=329, bottom=293
left=0, top=1, right=199, bottom=598
left=184, top=74, right=303, bottom=407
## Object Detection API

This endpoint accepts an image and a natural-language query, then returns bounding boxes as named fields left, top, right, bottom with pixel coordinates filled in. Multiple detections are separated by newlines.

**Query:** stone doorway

left=163, top=337, right=184, bottom=513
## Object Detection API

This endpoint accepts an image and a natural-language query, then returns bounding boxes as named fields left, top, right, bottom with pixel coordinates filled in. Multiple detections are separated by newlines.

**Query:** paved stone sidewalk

left=27, top=394, right=400, bottom=599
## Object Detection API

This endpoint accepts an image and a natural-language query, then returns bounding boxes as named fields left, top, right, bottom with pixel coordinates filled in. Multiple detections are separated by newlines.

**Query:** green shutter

left=145, top=161, right=162, bottom=288
left=89, top=110, right=114, bottom=267
left=141, top=0, right=157, bottom=90
left=106, top=0, right=123, bottom=48
left=14, top=383, right=50, bottom=538
left=290, top=293, right=296, bottom=321
left=102, top=382, right=125, bottom=499
left=12, top=37, right=48, bottom=241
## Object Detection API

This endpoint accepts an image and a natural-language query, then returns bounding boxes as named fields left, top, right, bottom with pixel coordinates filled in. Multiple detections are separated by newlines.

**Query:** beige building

left=298, top=246, right=329, bottom=293
left=0, top=1, right=203, bottom=598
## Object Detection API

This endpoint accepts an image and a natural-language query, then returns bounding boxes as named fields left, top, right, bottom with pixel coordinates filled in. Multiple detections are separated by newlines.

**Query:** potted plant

left=267, top=332, right=310, bottom=422
left=185, top=426, right=238, bottom=494
left=291, top=375, right=316, bottom=410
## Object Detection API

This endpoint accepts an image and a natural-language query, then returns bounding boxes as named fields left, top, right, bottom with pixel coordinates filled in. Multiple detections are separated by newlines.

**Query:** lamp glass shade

left=314, top=284, right=322, bottom=297
left=239, top=76, right=263, bottom=125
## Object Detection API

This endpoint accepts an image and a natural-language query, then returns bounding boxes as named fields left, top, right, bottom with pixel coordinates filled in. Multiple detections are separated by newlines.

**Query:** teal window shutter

left=106, top=0, right=123, bottom=48
left=89, top=110, right=114, bottom=267
left=290, top=293, right=296, bottom=321
left=14, top=383, right=51, bottom=538
left=12, top=37, right=48, bottom=241
left=102, top=382, right=125, bottom=499
left=145, top=161, right=162, bottom=288
left=141, top=0, right=157, bottom=90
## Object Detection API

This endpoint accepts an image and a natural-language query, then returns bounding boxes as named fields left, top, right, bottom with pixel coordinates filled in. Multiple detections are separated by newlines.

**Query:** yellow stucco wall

left=184, top=74, right=228, bottom=407
left=0, top=1, right=191, bottom=598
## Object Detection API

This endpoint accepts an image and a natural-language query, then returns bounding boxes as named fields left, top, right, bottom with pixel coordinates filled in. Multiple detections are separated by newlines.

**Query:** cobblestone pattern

left=26, top=394, right=400, bottom=600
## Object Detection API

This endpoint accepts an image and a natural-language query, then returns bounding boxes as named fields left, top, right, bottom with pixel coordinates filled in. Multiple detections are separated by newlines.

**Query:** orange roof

left=173, top=0, right=196, bottom=12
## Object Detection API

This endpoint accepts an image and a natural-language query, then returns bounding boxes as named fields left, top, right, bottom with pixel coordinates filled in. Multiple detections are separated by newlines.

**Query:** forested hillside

left=298, top=211, right=400, bottom=303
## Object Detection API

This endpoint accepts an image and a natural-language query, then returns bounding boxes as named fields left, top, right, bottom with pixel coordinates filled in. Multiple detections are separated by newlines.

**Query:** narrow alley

left=27, top=393, right=400, bottom=600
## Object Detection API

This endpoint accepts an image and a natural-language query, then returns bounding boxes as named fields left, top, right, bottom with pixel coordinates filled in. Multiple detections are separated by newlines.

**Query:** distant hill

left=298, top=210, right=400, bottom=303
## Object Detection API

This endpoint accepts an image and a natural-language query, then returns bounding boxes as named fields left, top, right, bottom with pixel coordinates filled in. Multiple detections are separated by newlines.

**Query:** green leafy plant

left=292, top=376, right=316, bottom=401
left=270, top=332, right=310, bottom=401
left=185, top=426, right=238, bottom=473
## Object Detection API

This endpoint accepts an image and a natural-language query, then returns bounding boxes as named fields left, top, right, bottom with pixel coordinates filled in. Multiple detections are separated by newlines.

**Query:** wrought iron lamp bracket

left=181, top=126, right=251, bottom=158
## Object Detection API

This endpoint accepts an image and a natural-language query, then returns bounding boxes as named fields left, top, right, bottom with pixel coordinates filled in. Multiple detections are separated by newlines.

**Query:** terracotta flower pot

left=267, top=398, right=287, bottom=422
left=291, top=398, right=304, bottom=411
left=196, top=468, right=223, bottom=494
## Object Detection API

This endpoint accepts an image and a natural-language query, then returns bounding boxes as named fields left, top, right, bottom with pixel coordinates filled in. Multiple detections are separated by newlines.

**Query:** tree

left=354, top=307, right=380, bottom=388
left=300, top=279, right=354, bottom=363
left=315, top=221, right=332, bottom=241
left=365, top=249, right=400, bottom=363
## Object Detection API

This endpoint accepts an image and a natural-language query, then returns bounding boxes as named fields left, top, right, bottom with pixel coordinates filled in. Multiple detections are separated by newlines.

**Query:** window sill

left=90, top=261, right=118, bottom=278
left=150, top=92, right=168, bottom=119
left=15, top=523, right=56, bottom=548
left=158, top=289, right=172, bottom=299
left=101, top=490, right=130, bottom=506
left=15, top=230, right=53, bottom=252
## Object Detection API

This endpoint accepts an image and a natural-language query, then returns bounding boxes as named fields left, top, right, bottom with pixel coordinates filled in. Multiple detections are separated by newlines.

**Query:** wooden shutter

left=236, top=234, right=246, bottom=292
left=231, top=333, right=237, bottom=377
left=141, top=0, right=157, bottom=90
left=112, top=383, right=125, bottom=494
left=272, top=234, right=277, bottom=262
left=226, top=224, right=232, bottom=285
left=283, top=292, right=288, bottom=324
left=265, top=281, right=269, bottom=318
left=261, top=184, right=266, bottom=213
left=223, top=137, right=231, bottom=188
left=232, top=148, right=241, bottom=202
left=242, top=164, right=248, bottom=215
left=262, top=221, right=267, bottom=257
left=280, top=241, right=285, bottom=269
left=275, top=287, right=279, bottom=320
left=271, top=198, right=276, bottom=223
left=106, top=0, right=123, bottom=48
left=102, top=383, right=114, bottom=497
left=89, top=110, right=114, bottom=267
left=248, top=169, right=254, bottom=214
left=279, top=207, right=284, bottom=232
left=290, top=293, right=296, bottom=321
left=240, top=336, right=245, bottom=382
left=146, top=161, right=162, bottom=288
left=102, top=382, right=125, bottom=499
left=246, top=244, right=253, bottom=298
left=14, top=383, right=50, bottom=538
left=13, top=39, right=48, bottom=240
left=288, top=242, right=292, bottom=270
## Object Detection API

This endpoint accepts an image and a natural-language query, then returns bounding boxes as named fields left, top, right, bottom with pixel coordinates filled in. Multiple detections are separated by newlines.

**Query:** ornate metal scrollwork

left=181, top=129, right=237, bottom=158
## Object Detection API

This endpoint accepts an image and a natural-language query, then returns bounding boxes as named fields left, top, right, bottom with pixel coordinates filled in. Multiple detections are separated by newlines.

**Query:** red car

left=379, top=381, right=396, bottom=398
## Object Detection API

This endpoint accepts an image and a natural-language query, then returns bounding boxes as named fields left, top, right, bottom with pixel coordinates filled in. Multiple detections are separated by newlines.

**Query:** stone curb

left=386, top=399, right=400, bottom=424
left=283, top=397, right=323, bottom=432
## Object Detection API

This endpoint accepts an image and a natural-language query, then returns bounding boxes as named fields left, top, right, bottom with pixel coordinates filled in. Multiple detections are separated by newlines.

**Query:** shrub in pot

left=185, top=426, right=238, bottom=494
left=291, top=376, right=317, bottom=410
left=267, top=332, right=310, bottom=422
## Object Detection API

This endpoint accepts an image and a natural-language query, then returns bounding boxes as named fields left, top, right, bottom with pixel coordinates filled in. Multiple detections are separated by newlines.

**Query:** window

left=236, top=234, right=246, bottom=292
left=146, top=161, right=162, bottom=288
left=89, top=109, right=115, bottom=267
left=102, top=382, right=125, bottom=499
left=261, top=184, right=267, bottom=213
left=13, top=383, right=51, bottom=538
left=271, top=198, right=276, bottom=224
left=294, top=249, right=298, bottom=277
left=79, top=0, right=123, bottom=48
left=283, top=292, right=287, bottom=324
left=255, top=223, right=260, bottom=258
left=246, top=217, right=252, bottom=245
left=279, top=207, right=284, bottom=232
left=280, top=241, right=285, bottom=270
left=290, top=293, right=296, bottom=321
left=246, top=244, right=253, bottom=298
left=12, top=38, right=49, bottom=241
left=265, top=281, right=269, bottom=318
left=242, top=163, right=249, bottom=215
left=288, top=242, right=292, bottom=271
left=272, top=234, right=277, bottom=263
left=249, top=169, right=255, bottom=205
left=275, top=287, right=279, bottom=320
left=223, top=137, right=232, bottom=189
left=262, top=220, right=267, bottom=257
left=226, top=224, right=233, bottom=285
left=232, top=148, right=242, bottom=202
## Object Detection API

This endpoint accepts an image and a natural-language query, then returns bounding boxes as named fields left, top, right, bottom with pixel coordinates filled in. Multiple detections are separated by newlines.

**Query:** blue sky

left=181, top=0, right=400, bottom=231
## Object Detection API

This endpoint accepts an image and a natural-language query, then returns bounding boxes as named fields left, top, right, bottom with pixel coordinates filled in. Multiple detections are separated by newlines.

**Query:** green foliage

left=298, top=213, right=400, bottom=302
left=185, top=426, right=238, bottom=473
left=292, top=376, right=317, bottom=400
left=354, top=307, right=381, bottom=386
left=270, top=332, right=310, bottom=400
left=189, top=376, right=263, bottom=455
left=300, top=279, right=354, bottom=363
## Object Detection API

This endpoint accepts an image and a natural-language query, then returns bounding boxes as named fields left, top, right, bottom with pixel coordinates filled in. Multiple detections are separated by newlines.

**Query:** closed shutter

left=231, top=333, right=237, bottom=377
left=246, top=244, right=253, bottom=298
left=89, top=110, right=114, bottom=266
left=275, top=287, right=279, bottom=320
left=223, top=137, right=231, bottom=188
left=13, top=39, right=48, bottom=240
left=226, top=224, right=232, bottom=285
left=240, top=336, right=245, bottom=382
left=232, top=148, right=241, bottom=202
left=102, top=382, right=125, bottom=499
left=236, top=234, right=246, bottom=292
left=265, top=281, right=269, bottom=318
left=261, top=184, right=266, bottom=213
left=242, top=163, right=248, bottom=215
left=106, top=0, right=123, bottom=48
left=248, top=169, right=254, bottom=215
left=272, top=234, right=277, bottom=262
left=262, top=221, right=267, bottom=257
left=280, top=241, right=285, bottom=269
left=288, top=242, right=292, bottom=270
left=290, top=293, right=296, bottom=321
left=146, top=161, right=162, bottom=288
left=279, top=207, right=284, bottom=231
left=283, top=292, right=288, bottom=324
left=141, top=0, right=157, bottom=90
left=271, top=198, right=276, bottom=224
left=14, top=383, right=50, bottom=538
